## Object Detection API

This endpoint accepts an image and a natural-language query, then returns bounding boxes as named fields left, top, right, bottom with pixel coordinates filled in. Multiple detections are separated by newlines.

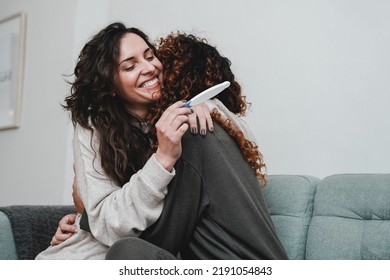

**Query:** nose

left=140, top=60, right=155, bottom=74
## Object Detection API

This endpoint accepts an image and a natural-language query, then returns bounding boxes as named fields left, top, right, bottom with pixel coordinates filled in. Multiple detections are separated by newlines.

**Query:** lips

left=140, top=77, right=159, bottom=88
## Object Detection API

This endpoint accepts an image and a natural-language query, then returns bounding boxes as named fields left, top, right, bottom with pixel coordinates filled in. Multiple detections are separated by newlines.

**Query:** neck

left=127, top=105, right=149, bottom=122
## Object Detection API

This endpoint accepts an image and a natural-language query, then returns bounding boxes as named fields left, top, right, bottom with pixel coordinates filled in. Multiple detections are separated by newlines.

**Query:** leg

left=105, top=237, right=177, bottom=260
left=140, top=158, right=205, bottom=256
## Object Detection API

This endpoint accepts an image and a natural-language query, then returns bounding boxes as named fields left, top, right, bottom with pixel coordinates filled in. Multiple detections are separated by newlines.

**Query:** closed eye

left=125, top=65, right=135, bottom=71
left=145, top=49, right=155, bottom=61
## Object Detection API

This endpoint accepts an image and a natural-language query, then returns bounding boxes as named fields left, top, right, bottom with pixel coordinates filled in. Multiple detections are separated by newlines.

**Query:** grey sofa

left=1, top=173, right=389, bottom=260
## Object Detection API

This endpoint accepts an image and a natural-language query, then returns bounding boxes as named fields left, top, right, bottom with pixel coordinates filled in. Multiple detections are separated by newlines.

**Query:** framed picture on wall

left=0, top=12, right=26, bottom=130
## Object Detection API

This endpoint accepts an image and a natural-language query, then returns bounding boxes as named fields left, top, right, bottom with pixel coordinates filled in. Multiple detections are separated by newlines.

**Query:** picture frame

left=0, top=12, right=26, bottom=130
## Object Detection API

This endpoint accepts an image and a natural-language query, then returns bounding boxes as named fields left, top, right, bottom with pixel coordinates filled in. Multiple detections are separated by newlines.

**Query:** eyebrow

left=119, top=48, right=152, bottom=66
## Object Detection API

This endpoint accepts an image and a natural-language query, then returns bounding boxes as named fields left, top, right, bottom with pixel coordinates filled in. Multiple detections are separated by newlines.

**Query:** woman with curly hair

left=36, top=23, right=215, bottom=260
left=149, top=33, right=266, bottom=185
left=106, top=33, right=288, bottom=260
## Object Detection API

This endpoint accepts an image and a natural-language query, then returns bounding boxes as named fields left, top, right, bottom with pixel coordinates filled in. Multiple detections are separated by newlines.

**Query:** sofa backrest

left=0, top=205, right=75, bottom=260
left=305, top=174, right=390, bottom=259
left=263, top=175, right=319, bottom=259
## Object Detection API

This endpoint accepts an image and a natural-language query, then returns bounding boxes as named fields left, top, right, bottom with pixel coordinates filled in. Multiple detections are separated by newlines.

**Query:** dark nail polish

left=200, top=129, right=206, bottom=135
left=209, top=127, right=214, bottom=132
left=191, top=128, right=198, bottom=134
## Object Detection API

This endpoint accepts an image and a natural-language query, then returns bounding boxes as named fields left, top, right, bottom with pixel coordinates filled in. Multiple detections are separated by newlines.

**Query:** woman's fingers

left=50, top=214, right=77, bottom=246
left=188, top=112, right=198, bottom=134
left=188, top=103, right=214, bottom=135
left=159, top=101, right=192, bottom=124
left=170, top=114, right=190, bottom=131
left=51, top=232, right=73, bottom=246
left=154, top=101, right=192, bottom=171
left=156, top=101, right=191, bottom=134
left=59, top=221, right=77, bottom=233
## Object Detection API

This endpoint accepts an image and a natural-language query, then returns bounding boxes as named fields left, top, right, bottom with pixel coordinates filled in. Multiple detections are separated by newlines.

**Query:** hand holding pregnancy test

left=182, top=81, right=230, bottom=108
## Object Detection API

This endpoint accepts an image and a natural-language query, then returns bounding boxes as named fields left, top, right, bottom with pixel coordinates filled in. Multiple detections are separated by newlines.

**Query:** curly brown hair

left=63, top=23, right=155, bottom=185
left=148, top=33, right=267, bottom=186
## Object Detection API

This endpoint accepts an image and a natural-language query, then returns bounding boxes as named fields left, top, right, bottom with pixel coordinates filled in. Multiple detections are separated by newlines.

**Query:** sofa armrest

left=0, top=211, right=18, bottom=259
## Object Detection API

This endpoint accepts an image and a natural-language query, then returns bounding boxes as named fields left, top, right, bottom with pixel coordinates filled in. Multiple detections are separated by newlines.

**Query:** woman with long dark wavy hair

left=36, top=23, right=215, bottom=260
left=105, top=33, right=288, bottom=260
left=41, top=28, right=285, bottom=259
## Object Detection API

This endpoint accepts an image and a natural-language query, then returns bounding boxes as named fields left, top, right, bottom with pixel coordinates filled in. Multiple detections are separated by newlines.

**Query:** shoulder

left=74, top=123, right=99, bottom=144
left=73, top=123, right=101, bottom=158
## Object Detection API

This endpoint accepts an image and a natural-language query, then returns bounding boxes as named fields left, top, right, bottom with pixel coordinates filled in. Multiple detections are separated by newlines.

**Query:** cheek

left=154, top=60, right=163, bottom=72
left=117, top=72, right=137, bottom=91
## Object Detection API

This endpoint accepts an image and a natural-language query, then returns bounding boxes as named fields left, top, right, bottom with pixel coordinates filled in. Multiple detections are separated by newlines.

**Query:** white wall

left=110, top=0, right=390, bottom=178
left=0, top=0, right=77, bottom=206
left=0, top=0, right=389, bottom=206
left=0, top=0, right=109, bottom=206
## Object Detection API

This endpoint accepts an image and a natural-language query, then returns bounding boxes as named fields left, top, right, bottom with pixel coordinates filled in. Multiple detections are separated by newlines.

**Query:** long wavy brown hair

left=148, top=33, right=267, bottom=186
left=63, top=23, right=155, bottom=185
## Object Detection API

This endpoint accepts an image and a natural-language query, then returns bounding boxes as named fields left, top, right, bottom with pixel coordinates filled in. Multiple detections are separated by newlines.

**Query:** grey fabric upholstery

left=0, top=205, right=74, bottom=259
left=1, top=174, right=389, bottom=260
left=263, top=175, right=319, bottom=259
left=0, top=211, right=17, bottom=259
left=305, top=174, right=390, bottom=259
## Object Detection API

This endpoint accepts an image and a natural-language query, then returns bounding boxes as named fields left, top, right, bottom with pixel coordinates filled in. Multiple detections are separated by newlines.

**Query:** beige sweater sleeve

left=73, top=125, right=175, bottom=246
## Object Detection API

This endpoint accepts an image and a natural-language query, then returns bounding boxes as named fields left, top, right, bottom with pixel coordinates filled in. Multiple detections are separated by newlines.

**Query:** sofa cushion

left=306, top=174, right=390, bottom=259
left=263, top=175, right=319, bottom=259
left=0, top=211, right=18, bottom=259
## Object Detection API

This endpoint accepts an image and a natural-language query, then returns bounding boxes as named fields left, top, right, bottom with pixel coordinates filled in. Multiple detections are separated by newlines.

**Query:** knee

left=105, top=237, right=176, bottom=260
left=106, top=237, right=144, bottom=260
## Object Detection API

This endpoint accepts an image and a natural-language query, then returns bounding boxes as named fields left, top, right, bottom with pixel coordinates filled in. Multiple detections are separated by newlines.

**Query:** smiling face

left=115, top=33, right=163, bottom=119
